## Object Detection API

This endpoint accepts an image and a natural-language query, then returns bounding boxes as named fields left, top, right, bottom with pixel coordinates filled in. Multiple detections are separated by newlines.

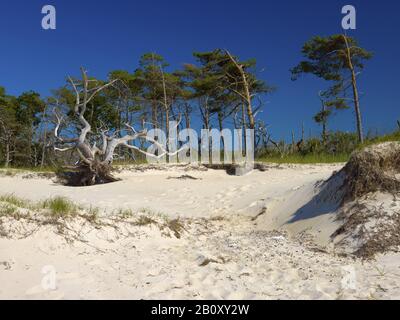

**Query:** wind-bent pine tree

left=291, top=34, right=373, bottom=143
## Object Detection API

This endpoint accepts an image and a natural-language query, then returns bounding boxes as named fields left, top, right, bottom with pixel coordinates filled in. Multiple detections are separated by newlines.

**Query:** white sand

left=1, top=164, right=400, bottom=300
left=0, top=164, right=339, bottom=218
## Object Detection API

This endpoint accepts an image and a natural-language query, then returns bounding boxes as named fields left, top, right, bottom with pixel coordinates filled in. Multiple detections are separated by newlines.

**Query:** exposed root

left=333, top=200, right=400, bottom=259
left=57, top=161, right=119, bottom=186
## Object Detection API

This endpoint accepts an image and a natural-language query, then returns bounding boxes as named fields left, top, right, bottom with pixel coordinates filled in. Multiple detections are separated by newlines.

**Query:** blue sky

left=0, top=0, right=399, bottom=140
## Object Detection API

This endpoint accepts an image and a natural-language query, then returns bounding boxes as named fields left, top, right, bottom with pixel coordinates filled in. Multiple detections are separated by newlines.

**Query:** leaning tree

left=53, top=68, right=181, bottom=186
left=291, top=34, right=372, bottom=143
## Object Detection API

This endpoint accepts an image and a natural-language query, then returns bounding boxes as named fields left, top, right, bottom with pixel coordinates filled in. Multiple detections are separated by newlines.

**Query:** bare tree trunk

left=165, top=107, right=169, bottom=135
left=152, top=102, right=158, bottom=129
left=159, top=111, right=164, bottom=132
left=317, top=91, right=328, bottom=143
left=321, top=101, right=327, bottom=143
left=218, top=111, right=224, bottom=151
left=0, top=119, right=12, bottom=168
left=200, top=97, right=210, bottom=130
left=343, top=35, right=364, bottom=144
left=226, top=51, right=255, bottom=130
left=40, top=106, right=48, bottom=168
left=165, top=106, right=170, bottom=150
left=184, top=104, right=191, bottom=129
left=242, top=103, right=247, bottom=153
left=5, top=142, right=10, bottom=168
left=291, top=131, right=295, bottom=154
left=160, top=62, right=169, bottom=147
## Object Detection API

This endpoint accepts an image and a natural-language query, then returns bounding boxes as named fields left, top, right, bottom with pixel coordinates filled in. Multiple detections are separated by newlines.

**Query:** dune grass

left=0, top=166, right=56, bottom=173
left=116, top=208, right=135, bottom=219
left=41, top=196, right=78, bottom=218
left=358, top=131, right=400, bottom=149
left=257, top=153, right=350, bottom=164
left=0, top=194, right=78, bottom=218
left=0, top=203, right=18, bottom=216
left=0, top=194, right=185, bottom=240
left=0, top=194, right=30, bottom=208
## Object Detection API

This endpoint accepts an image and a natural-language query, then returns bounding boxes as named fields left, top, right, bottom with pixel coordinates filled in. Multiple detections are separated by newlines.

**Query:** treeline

left=0, top=35, right=398, bottom=168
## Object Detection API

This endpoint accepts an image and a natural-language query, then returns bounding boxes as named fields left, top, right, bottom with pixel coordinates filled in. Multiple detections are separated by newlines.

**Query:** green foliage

left=0, top=87, right=46, bottom=167
left=258, top=153, right=349, bottom=164
left=360, top=131, right=400, bottom=148
left=0, top=44, right=392, bottom=171
left=291, top=35, right=372, bottom=82
left=41, top=197, right=78, bottom=217
left=15, top=91, right=45, bottom=126
left=256, top=130, right=399, bottom=164
left=0, top=194, right=29, bottom=208
left=292, top=35, right=372, bottom=139
left=181, top=49, right=274, bottom=130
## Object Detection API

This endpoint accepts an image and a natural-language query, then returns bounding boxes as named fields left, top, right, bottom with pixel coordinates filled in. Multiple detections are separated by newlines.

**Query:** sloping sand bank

left=1, top=164, right=400, bottom=300
left=0, top=164, right=339, bottom=218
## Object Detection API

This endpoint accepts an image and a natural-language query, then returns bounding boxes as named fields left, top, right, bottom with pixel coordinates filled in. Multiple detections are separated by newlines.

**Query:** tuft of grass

left=41, top=196, right=78, bottom=218
left=167, top=219, right=185, bottom=239
left=134, top=215, right=157, bottom=226
left=116, top=208, right=135, bottom=219
left=358, top=132, right=400, bottom=150
left=84, top=206, right=100, bottom=223
left=0, top=203, right=18, bottom=216
left=0, top=192, right=186, bottom=241
left=0, top=194, right=29, bottom=208
left=0, top=170, right=17, bottom=177
left=0, top=166, right=56, bottom=174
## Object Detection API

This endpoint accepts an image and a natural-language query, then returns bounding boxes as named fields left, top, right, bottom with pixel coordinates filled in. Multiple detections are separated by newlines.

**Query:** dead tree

left=54, top=67, right=182, bottom=186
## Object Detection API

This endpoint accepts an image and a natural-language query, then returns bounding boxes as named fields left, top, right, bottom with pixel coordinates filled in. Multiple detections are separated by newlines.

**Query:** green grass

left=0, top=194, right=78, bottom=217
left=116, top=208, right=135, bottom=219
left=359, top=131, right=400, bottom=149
left=0, top=203, right=18, bottom=216
left=0, top=194, right=30, bottom=208
left=0, top=193, right=183, bottom=240
left=0, top=166, right=56, bottom=173
left=41, top=196, right=78, bottom=218
left=257, top=132, right=400, bottom=164
left=257, top=152, right=350, bottom=164
left=134, top=215, right=157, bottom=226
left=0, top=169, right=18, bottom=177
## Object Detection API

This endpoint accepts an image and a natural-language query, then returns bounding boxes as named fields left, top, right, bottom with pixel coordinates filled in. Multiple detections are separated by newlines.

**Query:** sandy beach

left=1, top=163, right=400, bottom=300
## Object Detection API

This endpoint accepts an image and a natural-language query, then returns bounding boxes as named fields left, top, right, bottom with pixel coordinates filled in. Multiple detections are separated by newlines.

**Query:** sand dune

left=0, top=164, right=339, bottom=218
left=1, top=164, right=400, bottom=300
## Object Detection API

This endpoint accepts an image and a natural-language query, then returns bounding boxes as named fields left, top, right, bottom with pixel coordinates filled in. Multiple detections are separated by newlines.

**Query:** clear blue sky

left=0, top=0, right=399, bottom=140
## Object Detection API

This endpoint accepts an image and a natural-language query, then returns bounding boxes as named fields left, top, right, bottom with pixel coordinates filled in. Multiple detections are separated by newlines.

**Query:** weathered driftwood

left=54, top=68, right=181, bottom=186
